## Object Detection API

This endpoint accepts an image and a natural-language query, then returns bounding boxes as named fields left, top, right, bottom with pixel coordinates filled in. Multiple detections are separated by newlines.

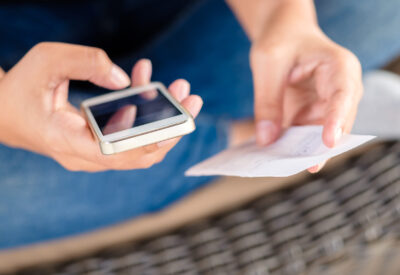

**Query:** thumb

left=251, top=49, right=288, bottom=146
left=30, top=42, right=131, bottom=90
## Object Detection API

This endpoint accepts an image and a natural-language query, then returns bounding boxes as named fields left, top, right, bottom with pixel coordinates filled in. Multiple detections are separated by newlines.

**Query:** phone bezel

left=81, top=82, right=191, bottom=143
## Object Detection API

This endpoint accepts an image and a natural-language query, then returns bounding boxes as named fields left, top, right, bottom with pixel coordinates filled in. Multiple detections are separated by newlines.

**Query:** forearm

left=226, top=0, right=318, bottom=41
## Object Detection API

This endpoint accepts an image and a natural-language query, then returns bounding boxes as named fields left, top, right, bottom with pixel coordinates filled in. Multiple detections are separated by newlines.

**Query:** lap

left=1, top=0, right=400, bottom=249
left=0, top=112, right=228, bottom=249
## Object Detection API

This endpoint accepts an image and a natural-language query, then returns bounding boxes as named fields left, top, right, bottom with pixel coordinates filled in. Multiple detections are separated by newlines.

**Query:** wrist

left=228, top=0, right=318, bottom=42
left=257, top=1, right=320, bottom=41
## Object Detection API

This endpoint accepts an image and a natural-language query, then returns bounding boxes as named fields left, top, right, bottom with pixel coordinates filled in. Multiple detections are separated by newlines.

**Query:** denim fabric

left=315, top=0, right=400, bottom=70
left=0, top=0, right=399, bottom=249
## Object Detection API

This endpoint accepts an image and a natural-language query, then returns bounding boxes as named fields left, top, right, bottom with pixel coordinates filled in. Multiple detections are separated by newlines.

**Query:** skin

left=227, top=0, right=363, bottom=173
left=0, top=0, right=363, bottom=173
left=0, top=43, right=203, bottom=172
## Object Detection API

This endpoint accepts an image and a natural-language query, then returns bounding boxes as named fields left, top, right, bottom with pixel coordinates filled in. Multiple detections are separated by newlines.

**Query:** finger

left=55, top=154, right=107, bottom=172
left=103, top=105, right=137, bottom=135
left=136, top=94, right=203, bottom=157
left=133, top=79, right=197, bottom=154
left=314, top=51, right=362, bottom=148
left=322, top=83, right=362, bottom=148
left=131, top=59, right=152, bottom=87
left=142, top=93, right=202, bottom=154
left=131, top=59, right=158, bottom=100
left=181, top=94, right=203, bottom=118
left=168, top=79, right=190, bottom=102
left=289, top=60, right=320, bottom=84
left=156, top=94, right=203, bottom=149
left=308, top=160, right=327, bottom=174
left=53, top=79, right=70, bottom=111
left=0, top=67, right=4, bottom=78
left=343, top=104, right=358, bottom=134
left=135, top=79, right=192, bottom=154
left=251, top=47, right=291, bottom=146
left=135, top=78, right=193, bottom=154
left=31, top=42, right=130, bottom=90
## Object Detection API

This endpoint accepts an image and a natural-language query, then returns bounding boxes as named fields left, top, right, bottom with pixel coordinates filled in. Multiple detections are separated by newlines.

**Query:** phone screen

left=89, top=89, right=182, bottom=135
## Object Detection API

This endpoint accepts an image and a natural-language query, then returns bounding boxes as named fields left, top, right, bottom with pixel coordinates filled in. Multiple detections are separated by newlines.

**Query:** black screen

left=89, top=89, right=181, bottom=135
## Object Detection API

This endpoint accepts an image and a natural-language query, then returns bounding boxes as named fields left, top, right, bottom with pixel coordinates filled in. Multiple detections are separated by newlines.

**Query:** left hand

left=0, top=43, right=202, bottom=172
left=250, top=11, right=363, bottom=173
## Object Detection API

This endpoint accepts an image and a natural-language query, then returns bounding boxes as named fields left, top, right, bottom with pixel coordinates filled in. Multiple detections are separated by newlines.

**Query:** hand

left=0, top=43, right=203, bottom=171
left=250, top=9, right=362, bottom=173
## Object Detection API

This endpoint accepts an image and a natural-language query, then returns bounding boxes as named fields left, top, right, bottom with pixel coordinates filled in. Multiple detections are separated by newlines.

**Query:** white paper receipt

left=186, top=126, right=375, bottom=178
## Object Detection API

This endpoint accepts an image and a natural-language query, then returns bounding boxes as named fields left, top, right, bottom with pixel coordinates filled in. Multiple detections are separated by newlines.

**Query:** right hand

left=0, top=42, right=203, bottom=171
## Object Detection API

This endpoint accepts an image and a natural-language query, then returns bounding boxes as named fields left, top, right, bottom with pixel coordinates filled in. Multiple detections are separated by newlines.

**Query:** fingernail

left=141, top=59, right=152, bottom=81
left=256, top=120, right=276, bottom=146
left=177, top=80, right=190, bottom=101
left=157, top=138, right=176, bottom=148
left=111, top=64, right=131, bottom=87
left=309, top=160, right=327, bottom=173
left=334, top=125, right=343, bottom=145
left=308, top=165, right=319, bottom=173
left=179, top=80, right=190, bottom=92
left=187, top=95, right=203, bottom=118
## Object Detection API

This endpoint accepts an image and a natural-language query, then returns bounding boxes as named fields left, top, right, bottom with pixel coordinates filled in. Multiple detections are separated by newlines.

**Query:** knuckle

left=250, top=43, right=286, bottom=71
left=83, top=166, right=101, bottom=172
left=62, top=162, right=100, bottom=172
left=250, top=44, right=264, bottom=61
left=251, top=43, right=271, bottom=60
left=29, top=42, right=56, bottom=65
left=255, top=109, right=281, bottom=123
left=88, top=47, right=110, bottom=70
left=31, top=42, right=53, bottom=53
left=255, top=100, right=281, bottom=116
left=255, top=97, right=280, bottom=109
left=106, top=155, right=140, bottom=170
left=154, top=155, right=164, bottom=165
left=93, top=153, right=117, bottom=169
left=263, top=44, right=286, bottom=59
left=107, top=161, right=122, bottom=170
left=101, top=155, right=121, bottom=169
left=140, top=161, right=154, bottom=169
left=60, top=162, right=80, bottom=172
left=333, top=48, right=361, bottom=71
left=142, top=143, right=159, bottom=154
left=140, top=155, right=158, bottom=169
left=42, top=132, right=66, bottom=157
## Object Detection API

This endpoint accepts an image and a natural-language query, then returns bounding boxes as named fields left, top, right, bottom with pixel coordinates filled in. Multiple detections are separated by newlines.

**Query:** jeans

left=0, top=0, right=399, bottom=249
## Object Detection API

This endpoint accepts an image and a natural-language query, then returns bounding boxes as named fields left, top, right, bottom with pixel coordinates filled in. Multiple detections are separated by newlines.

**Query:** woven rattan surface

left=5, top=141, right=400, bottom=275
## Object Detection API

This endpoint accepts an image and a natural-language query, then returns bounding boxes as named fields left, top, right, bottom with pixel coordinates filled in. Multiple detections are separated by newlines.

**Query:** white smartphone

left=81, top=82, right=195, bottom=155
